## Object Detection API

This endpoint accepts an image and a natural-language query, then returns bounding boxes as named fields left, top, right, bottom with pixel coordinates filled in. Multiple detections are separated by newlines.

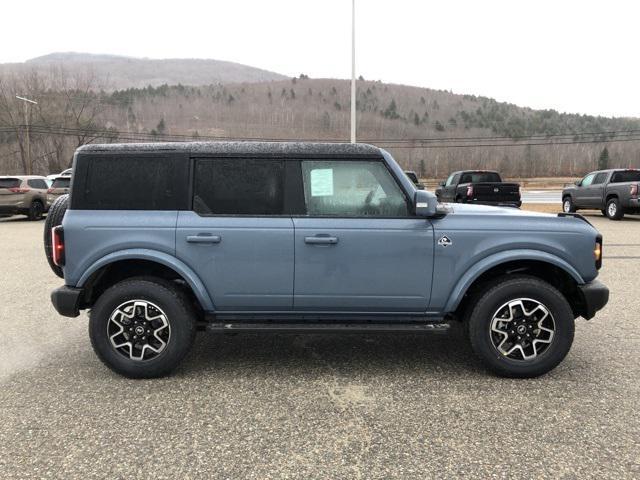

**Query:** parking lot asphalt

left=0, top=212, right=638, bottom=479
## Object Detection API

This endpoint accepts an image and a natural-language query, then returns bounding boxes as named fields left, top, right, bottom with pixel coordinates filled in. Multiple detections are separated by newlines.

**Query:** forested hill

left=96, top=78, right=640, bottom=177
left=6, top=52, right=287, bottom=87
left=1, top=67, right=640, bottom=177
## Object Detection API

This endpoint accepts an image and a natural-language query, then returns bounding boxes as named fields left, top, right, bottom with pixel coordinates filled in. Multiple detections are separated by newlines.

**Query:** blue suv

left=47, top=142, right=609, bottom=378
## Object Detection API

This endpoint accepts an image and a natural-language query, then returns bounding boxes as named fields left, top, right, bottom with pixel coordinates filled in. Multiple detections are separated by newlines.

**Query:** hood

left=442, top=202, right=555, bottom=218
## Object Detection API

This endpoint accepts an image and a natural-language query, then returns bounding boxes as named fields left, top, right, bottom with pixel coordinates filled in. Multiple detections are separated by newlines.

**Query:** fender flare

left=443, top=249, right=584, bottom=313
left=76, top=248, right=214, bottom=311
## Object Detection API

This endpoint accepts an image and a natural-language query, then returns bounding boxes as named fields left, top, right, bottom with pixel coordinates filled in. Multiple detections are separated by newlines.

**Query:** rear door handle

left=186, top=234, right=221, bottom=244
left=304, top=235, right=338, bottom=245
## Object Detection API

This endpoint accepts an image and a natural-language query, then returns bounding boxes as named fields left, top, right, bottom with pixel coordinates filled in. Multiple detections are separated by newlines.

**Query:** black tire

left=89, top=277, right=197, bottom=378
left=605, top=197, right=624, bottom=220
left=467, top=275, right=575, bottom=378
left=28, top=200, right=45, bottom=221
left=43, top=194, right=69, bottom=278
left=562, top=196, right=576, bottom=213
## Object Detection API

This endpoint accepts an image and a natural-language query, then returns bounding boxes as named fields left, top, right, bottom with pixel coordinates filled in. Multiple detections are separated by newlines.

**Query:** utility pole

left=16, top=95, right=38, bottom=175
left=350, top=0, right=356, bottom=144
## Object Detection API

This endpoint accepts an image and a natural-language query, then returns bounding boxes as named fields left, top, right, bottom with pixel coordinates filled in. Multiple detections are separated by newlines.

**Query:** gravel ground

left=0, top=213, right=638, bottom=479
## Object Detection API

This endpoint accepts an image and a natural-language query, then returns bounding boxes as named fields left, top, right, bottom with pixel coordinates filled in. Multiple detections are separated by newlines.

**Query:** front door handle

left=304, top=235, right=339, bottom=245
left=187, top=234, right=221, bottom=244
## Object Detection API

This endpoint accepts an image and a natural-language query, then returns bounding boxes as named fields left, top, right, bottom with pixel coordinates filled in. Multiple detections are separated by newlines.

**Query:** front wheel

left=89, top=277, right=197, bottom=378
left=467, top=276, right=575, bottom=378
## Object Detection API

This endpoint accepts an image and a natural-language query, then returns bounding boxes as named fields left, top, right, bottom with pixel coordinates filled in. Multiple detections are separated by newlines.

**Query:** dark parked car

left=404, top=170, right=424, bottom=189
left=435, top=170, right=521, bottom=207
left=562, top=169, right=640, bottom=220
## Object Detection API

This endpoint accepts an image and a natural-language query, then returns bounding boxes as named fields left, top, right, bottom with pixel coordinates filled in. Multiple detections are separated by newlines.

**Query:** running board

left=206, top=322, right=451, bottom=334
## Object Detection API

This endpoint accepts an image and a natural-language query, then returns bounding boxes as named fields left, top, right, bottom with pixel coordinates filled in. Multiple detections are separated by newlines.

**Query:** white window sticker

left=310, top=168, right=334, bottom=196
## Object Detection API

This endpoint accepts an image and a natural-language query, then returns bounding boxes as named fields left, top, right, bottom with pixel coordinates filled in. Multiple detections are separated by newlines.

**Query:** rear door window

left=27, top=179, right=48, bottom=190
left=193, top=158, right=285, bottom=215
left=0, top=178, right=20, bottom=189
left=592, top=172, right=608, bottom=185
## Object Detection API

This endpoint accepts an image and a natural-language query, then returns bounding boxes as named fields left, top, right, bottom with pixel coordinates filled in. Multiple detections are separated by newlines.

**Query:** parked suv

left=562, top=169, right=640, bottom=220
left=47, top=142, right=608, bottom=379
left=0, top=175, right=49, bottom=220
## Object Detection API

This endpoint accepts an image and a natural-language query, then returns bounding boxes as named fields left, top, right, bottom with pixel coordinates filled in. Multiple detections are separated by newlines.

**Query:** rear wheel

left=562, top=196, right=576, bottom=213
left=605, top=197, right=624, bottom=220
left=28, top=200, right=44, bottom=221
left=89, top=277, right=197, bottom=378
left=467, top=276, right=574, bottom=378
left=43, top=194, right=69, bottom=278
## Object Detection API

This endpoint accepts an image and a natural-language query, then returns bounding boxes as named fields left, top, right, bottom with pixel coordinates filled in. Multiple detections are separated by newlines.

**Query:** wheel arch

left=445, top=251, right=586, bottom=318
left=77, top=249, right=214, bottom=312
left=605, top=192, right=619, bottom=202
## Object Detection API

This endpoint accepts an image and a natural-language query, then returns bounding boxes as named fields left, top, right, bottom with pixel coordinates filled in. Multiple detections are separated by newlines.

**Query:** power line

left=3, top=124, right=640, bottom=149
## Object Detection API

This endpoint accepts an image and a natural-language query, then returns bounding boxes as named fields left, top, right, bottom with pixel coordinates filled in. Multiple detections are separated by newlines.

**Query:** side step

left=206, top=322, right=451, bottom=334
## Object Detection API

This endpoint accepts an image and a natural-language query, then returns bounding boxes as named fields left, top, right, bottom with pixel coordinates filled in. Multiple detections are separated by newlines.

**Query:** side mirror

left=575, top=180, right=582, bottom=186
left=415, top=190, right=439, bottom=217
left=439, top=181, right=446, bottom=187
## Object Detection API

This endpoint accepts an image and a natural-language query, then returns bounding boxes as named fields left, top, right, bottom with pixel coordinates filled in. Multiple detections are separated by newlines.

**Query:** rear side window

left=51, top=178, right=71, bottom=189
left=27, top=179, right=48, bottom=189
left=301, top=160, right=409, bottom=217
left=0, top=178, right=20, bottom=189
left=611, top=171, right=640, bottom=183
left=72, top=154, right=189, bottom=210
left=194, top=158, right=285, bottom=215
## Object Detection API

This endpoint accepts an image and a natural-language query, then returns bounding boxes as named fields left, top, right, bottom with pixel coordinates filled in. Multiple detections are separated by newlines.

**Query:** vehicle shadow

left=180, top=325, right=485, bottom=378
left=0, top=215, right=46, bottom=223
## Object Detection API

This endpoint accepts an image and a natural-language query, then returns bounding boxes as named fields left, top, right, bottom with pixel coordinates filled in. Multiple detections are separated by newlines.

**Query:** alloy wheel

left=490, top=298, right=555, bottom=361
left=107, top=300, right=171, bottom=361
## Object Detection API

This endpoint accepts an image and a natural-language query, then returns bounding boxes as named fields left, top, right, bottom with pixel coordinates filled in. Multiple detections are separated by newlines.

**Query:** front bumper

left=51, top=286, right=83, bottom=318
left=577, top=280, right=609, bottom=320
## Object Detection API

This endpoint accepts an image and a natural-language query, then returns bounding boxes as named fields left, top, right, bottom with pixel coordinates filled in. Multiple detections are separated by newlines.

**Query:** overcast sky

left=1, top=0, right=638, bottom=117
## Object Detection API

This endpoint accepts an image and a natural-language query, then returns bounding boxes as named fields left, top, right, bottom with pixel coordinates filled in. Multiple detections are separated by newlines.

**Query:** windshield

left=460, top=172, right=501, bottom=183
left=611, top=170, right=640, bottom=183
left=51, top=178, right=71, bottom=189
left=0, top=178, right=20, bottom=189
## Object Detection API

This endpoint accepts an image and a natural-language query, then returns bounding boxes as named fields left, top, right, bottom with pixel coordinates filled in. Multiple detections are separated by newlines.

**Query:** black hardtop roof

left=77, top=141, right=383, bottom=158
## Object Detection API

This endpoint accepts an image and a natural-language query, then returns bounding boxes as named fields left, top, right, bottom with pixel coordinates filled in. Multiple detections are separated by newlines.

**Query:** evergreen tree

left=383, top=99, right=399, bottom=119
left=598, top=147, right=609, bottom=170
left=156, top=118, right=166, bottom=135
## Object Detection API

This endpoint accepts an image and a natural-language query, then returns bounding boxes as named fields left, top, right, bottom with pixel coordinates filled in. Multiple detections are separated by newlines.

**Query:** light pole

left=350, top=0, right=356, bottom=144
left=16, top=95, right=37, bottom=175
